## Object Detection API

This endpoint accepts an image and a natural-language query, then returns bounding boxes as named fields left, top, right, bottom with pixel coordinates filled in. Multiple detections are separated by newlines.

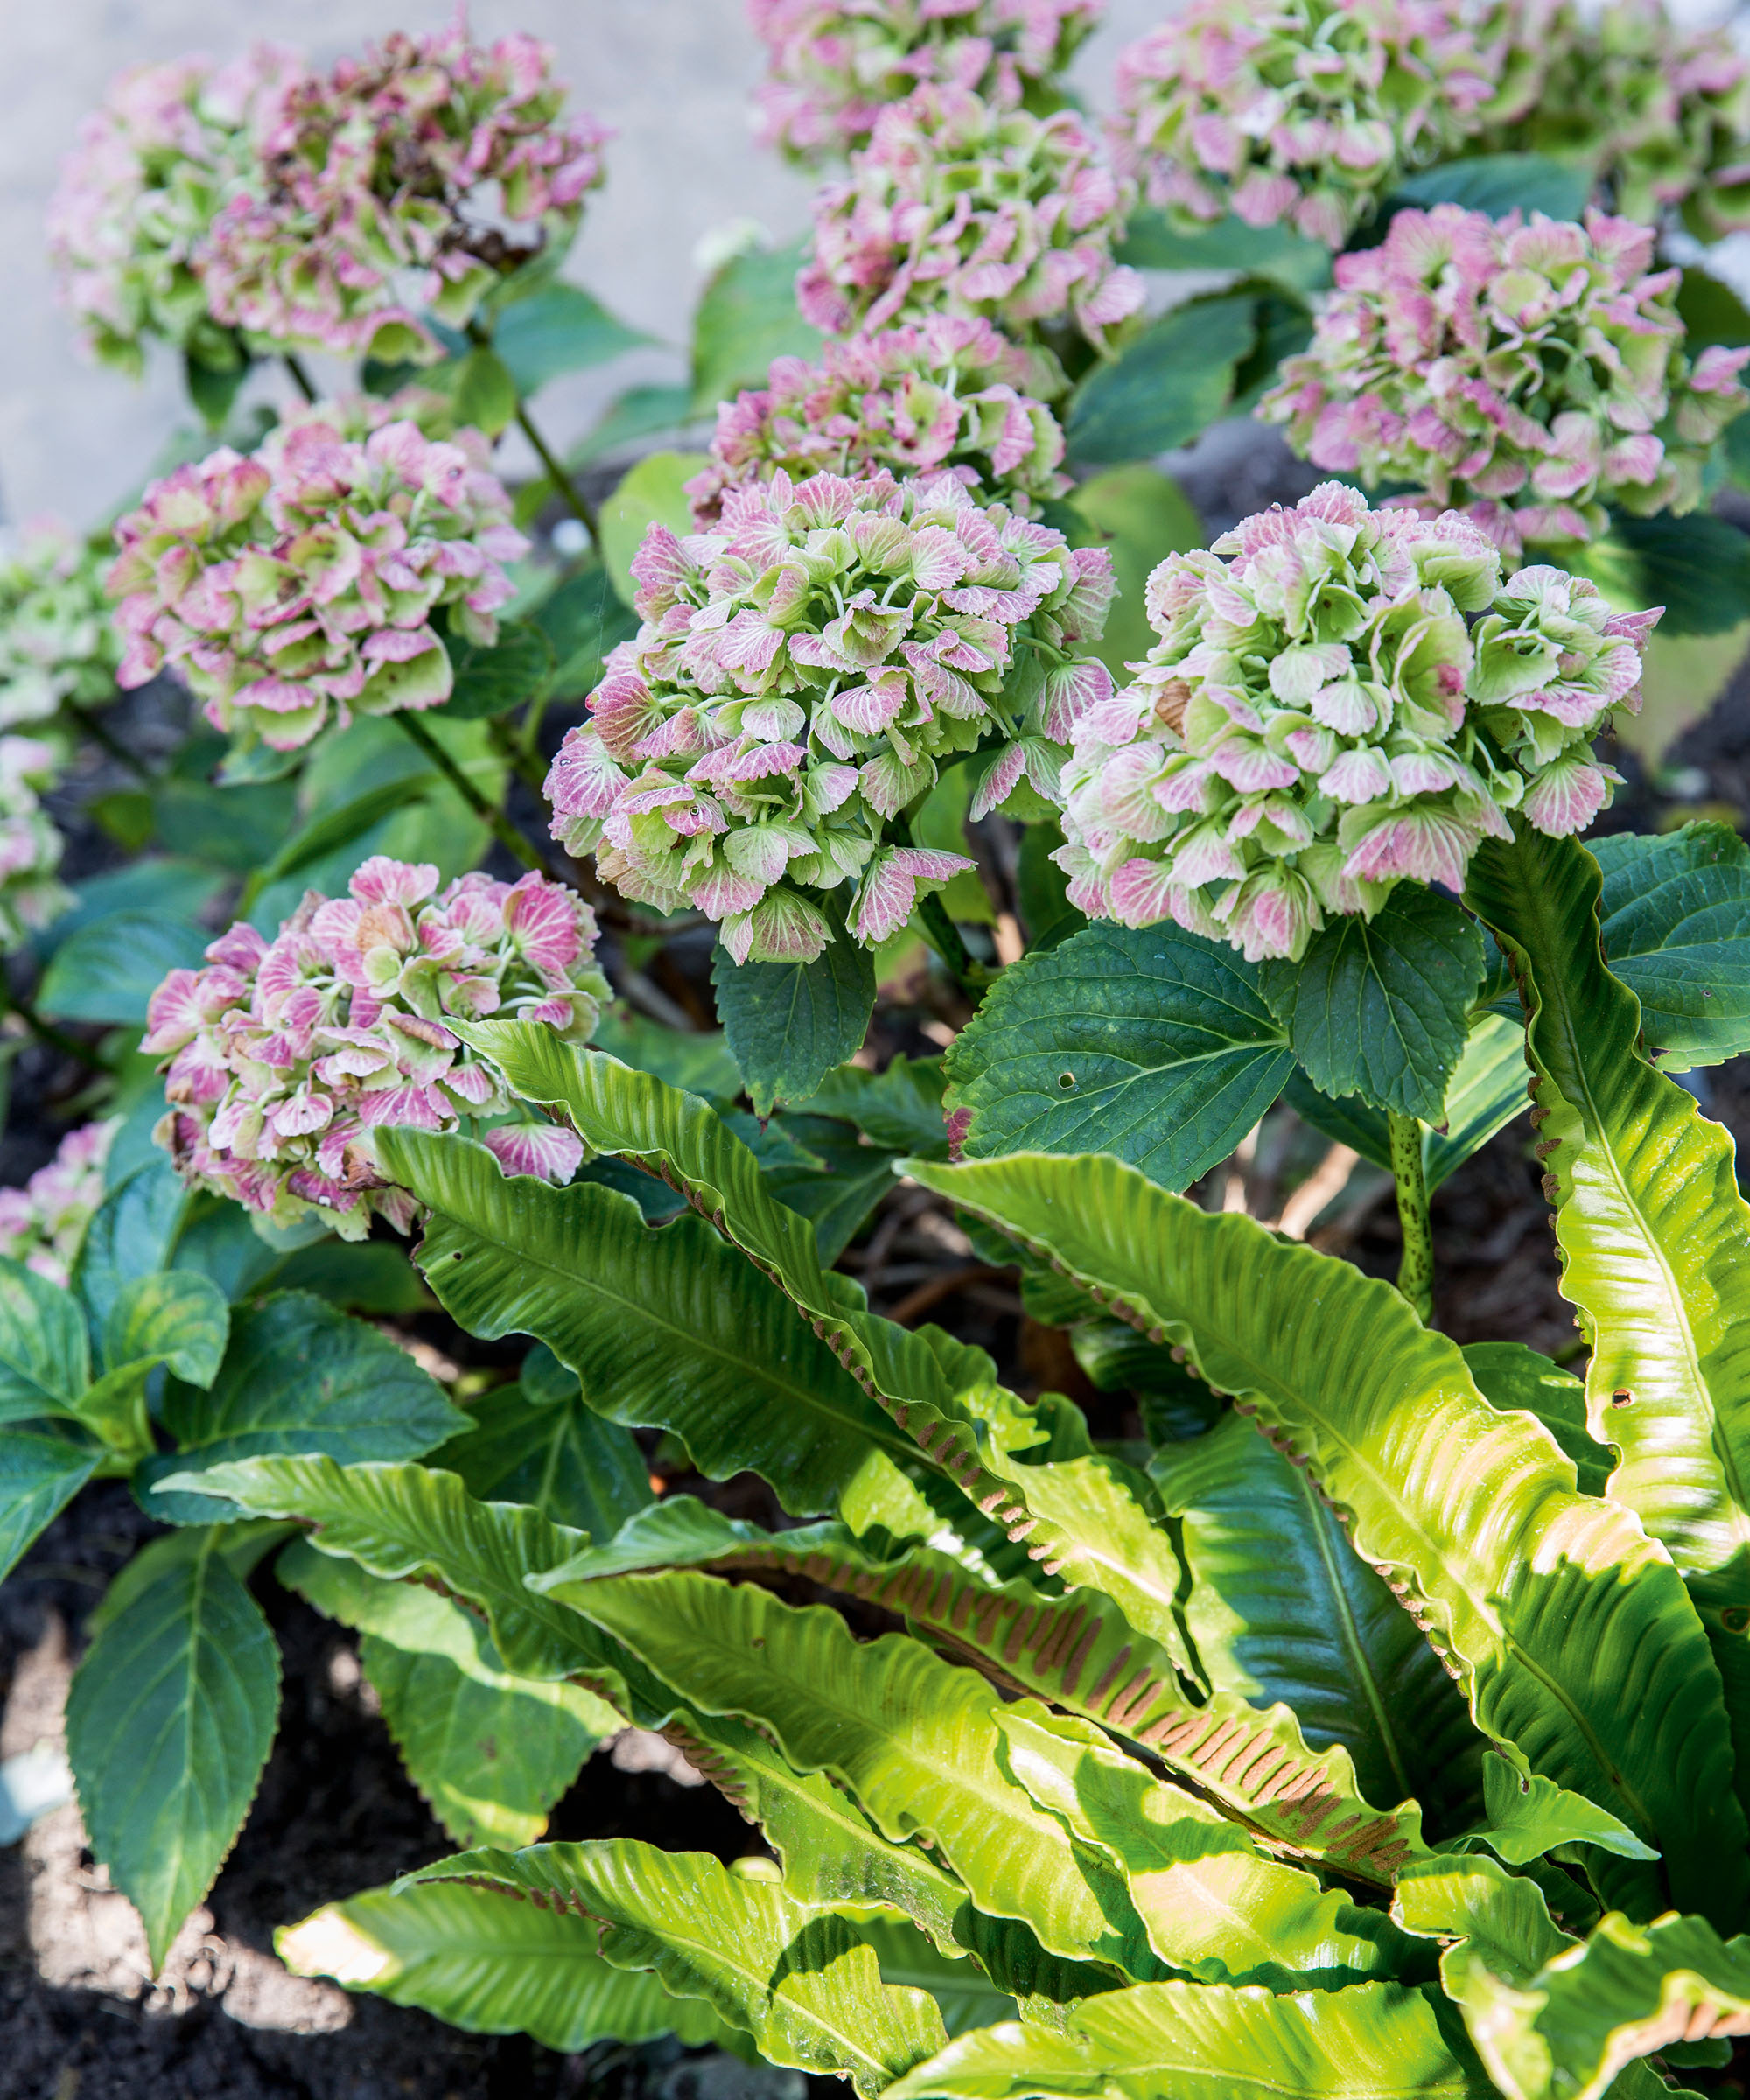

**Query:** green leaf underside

left=410, top=1839, right=946, bottom=2094
left=906, top=1151, right=1748, bottom=1929
left=711, top=937, right=877, bottom=1116
left=279, top=1880, right=734, bottom=2053
left=1151, top=1414, right=1480, bottom=1824
left=942, top=924, right=1292, bottom=1190
left=1467, top=827, right=1750, bottom=1824
left=1590, top=824, right=1750, bottom=1069
left=1257, top=889, right=1485, bottom=1122
left=66, top=1530, right=279, bottom=1970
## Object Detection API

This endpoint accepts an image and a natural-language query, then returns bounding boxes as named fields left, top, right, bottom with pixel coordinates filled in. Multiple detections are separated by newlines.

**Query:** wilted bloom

left=0, top=737, right=71, bottom=948
left=46, top=45, right=301, bottom=374
left=0, top=1119, right=118, bottom=1286
left=797, top=86, right=1144, bottom=351
left=144, top=857, right=608, bottom=1238
left=1260, top=206, right=1750, bottom=559
left=0, top=522, right=122, bottom=730
left=1482, top=0, right=1750, bottom=238
left=686, top=317, right=1068, bottom=525
left=200, top=23, right=608, bottom=360
left=544, top=468, right=1114, bottom=962
left=108, top=397, right=528, bottom=754
left=1054, top=483, right=1656, bottom=962
left=1110, top=0, right=1534, bottom=249
left=752, top=0, right=1102, bottom=163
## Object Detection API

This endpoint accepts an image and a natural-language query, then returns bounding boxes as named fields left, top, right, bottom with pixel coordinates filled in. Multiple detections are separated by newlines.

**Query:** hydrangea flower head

left=0, top=522, right=122, bottom=730
left=1110, top=0, right=1519, bottom=248
left=0, top=1120, right=118, bottom=1286
left=1259, top=206, right=1750, bottom=558
left=0, top=736, right=71, bottom=947
left=545, top=468, right=1114, bottom=962
left=200, top=24, right=607, bottom=360
left=108, top=396, right=528, bottom=754
left=47, top=46, right=301, bottom=374
left=752, top=0, right=1102, bottom=163
left=797, top=86, right=1144, bottom=350
left=686, top=317, right=1068, bottom=525
left=144, top=857, right=607, bottom=1238
left=1055, top=483, right=1656, bottom=962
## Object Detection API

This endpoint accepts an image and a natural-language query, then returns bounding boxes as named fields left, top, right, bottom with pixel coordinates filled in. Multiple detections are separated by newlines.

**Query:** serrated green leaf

left=73, top=1156, right=186, bottom=1337
left=279, top=1880, right=734, bottom=2051
left=796, top=1058, right=948, bottom=1158
left=411, top=1839, right=945, bottom=2092
left=1151, top=1412, right=1480, bottom=1823
left=37, top=910, right=209, bottom=1025
left=1066, top=295, right=1257, bottom=466
left=438, top=620, right=555, bottom=720
left=493, top=284, right=651, bottom=396
left=88, top=1520, right=290, bottom=1639
left=885, top=1978, right=1492, bottom=2100
left=755, top=1111, right=905, bottom=1265
left=376, top=1127, right=929, bottom=1534
left=1258, top=889, right=1485, bottom=1121
left=1590, top=823, right=1750, bottom=1069
left=66, top=1528, right=279, bottom=1970
left=104, top=1270, right=228, bottom=1387
left=430, top=1374, right=654, bottom=1535
left=256, top=1236, right=429, bottom=1314
left=906, top=1150, right=1748, bottom=1928
left=690, top=237, right=822, bottom=413
left=599, top=451, right=708, bottom=607
left=592, top=1004, right=743, bottom=1104
left=1467, top=825, right=1750, bottom=1817
left=0, top=1257, right=89, bottom=1426
left=943, top=922, right=1292, bottom=1188
left=1463, top=1753, right=1657, bottom=1866
left=0, top=1424, right=99, bottom=1582
left=280, top=1540, right=615, bottom=1848
left=712, top=935, right=877, bottom=1116
left=136, top=1292, right=466, bottom=1522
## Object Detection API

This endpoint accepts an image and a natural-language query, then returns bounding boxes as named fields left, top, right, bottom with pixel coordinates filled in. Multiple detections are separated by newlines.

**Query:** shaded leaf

left=0, top=1259, right=89, bottom=1426
left=438, top=620, right=555, bottom=720
left=796, top=1058, right=948, bottom=1158
left=1387, top=153, right=1592, bottom=222
left=37, top=911, right=209, bottom=1026
left=712, top=936, right=877, bottom=1117
left=592, top=1005, right=743, bottom=1105
left=1590, top=822, right=1750, bottom=1069
left=1463, top=1343, right=1612, bottom=1500
left=1569, top=513, right=1750, bottom=638
left=104, top=1270, right=228, bottom=1387
left=532, top=564, right=640, bottom=701
left=690, top=237, right=822, bottom=413
left=0, top=1424, right=100, bottom=1583
left=494, top=284, right=650, bottom=396
left=1066, top=466, right=1203, bottom=678
left=570, top=383, right=700, bottom=468
left=1116, top=208, right=1332, bottom=294
left=600, top=452, right=709, bottom=608
left=1066, top=295, right=1258, bottom=466
left=428, top=1366, right=654, bottom=1536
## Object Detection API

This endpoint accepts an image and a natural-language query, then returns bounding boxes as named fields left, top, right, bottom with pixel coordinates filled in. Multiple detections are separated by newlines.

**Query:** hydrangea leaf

left=1257, top=887, right=1486, bottom=1121
left=1589, top=822, right=1750, bottom=1069
left=66, top=1526, right=279, bottom=1971
left=37, top=909, right=209, bottom=1026
left=1066, top=465, right=1203, bottom=678
left=0, top=1424, right=100, bottom=1583
left=1385, top=153, right=1592, bottom=221
left=943, top=922, right=1292, bottom=1189
left=598, top=450, right=706, bottom=607
left=690, top=235, right=822, bottom=415
left=711, top=934, right=877, bottom=1117
left=794, top=1057, right=948, bottom=1158
left=1065, top=293, right=1258, bottom=466
left=1116, top=208, right=1333, bottom=293
left=531, top=562, right=640, bottom=701
left=437, top=619, right=555, bottom=721
left=428, top=1367, right=654, bottom=1536
left=279, top=1879, right=736, bottom=2052
left=492, top=284, right=652, bottom=397
left=0, top=1256, right=90, bottom=1425
left=1569, top=513, right=1750, bottom=638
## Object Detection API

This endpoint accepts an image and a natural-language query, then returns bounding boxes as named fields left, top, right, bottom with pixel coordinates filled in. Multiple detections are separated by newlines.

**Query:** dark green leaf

left=1385, top=153, right=1592, bottom=224
left=1591, top=822, right=1750, bottom=1068
left=1677, top=265, right=1750, bottom=351
left=1568, top=512, right=1750, bottom=637
left=248, top=771, right=444, bottom=892
left=758, top=1113, right=900, bottom=1263
left=690, top=237, right=822, bottom=414
left=430, top=1370, right=655, bottom=1535
left=104, top=1270, right=228, bottom=1386
left=1257, top=888, right=1487, bottom=1121
left=66, top=1529, right=279, bottom=1970
left=0, top=1424, right=100, bottom=1582
left=73, top=1157, right=186, bottom=1340
left=37, top=911, right=210, bottom=1026
left=0, top=1260, right=89, bottom=1425
left=1227, top=290, right=1316, bottom=417
left=599, top=451, right=706, bottom=608
left=712, top=936, right=877, bottom=1117
left=438, top=620, right=555, bottom=721
left=795, top=1059, right=947, bottom=1158
left=1017, top=821, right=1083, bottom=953
left=183, top=346, right=251, bottom=429
left=34, top=862, right=223, bottom=962
left=494, top=284, right=651, bottom=397
left=1066, top=295, right=1258, bottom=466
left=451, top=347, right=519, bottom=438
left=1067, top=465, right=1204, bottom=676
left=257, top=1237, right=430, bottom=1314
left=1116, top=208, right=1332, bottom=295
left=149, top=777, right=298, bottom=872
left=1465, top=1341, right=1613, bottom=1496
left=136, top=1292, right=467, bottom=1522
left=532, top=565, right=640, bottom=701
left=943, top=921, right=1292, bottom=1189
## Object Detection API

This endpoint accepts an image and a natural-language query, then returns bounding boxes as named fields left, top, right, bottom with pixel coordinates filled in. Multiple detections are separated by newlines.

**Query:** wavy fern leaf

left=906, top=1153, right=1748, bottom=1928
left=407, top=1839, right=948, bottom=2093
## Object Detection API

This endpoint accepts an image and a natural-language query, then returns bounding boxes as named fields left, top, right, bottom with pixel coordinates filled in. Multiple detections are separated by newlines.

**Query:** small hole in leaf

left=1724, top=1606, right=1750, bottom=1634
left=1059, top=1072, right=1075, bottom=1089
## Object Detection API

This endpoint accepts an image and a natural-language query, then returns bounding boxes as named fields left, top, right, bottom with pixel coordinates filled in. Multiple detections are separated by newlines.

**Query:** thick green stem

left=1387, top=1109, right=1434, bottom=1324
left=393, top=712, right=547, bottom=877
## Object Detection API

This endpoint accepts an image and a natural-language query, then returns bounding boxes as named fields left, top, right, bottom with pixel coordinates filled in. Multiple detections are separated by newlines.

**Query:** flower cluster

left=46, top=46, right=299, bottom=374
left=751, top=0, right=1102, bottom=163
left=1483, top=0, right=1750, bottom=239
left=1109, top=0, right=1530, bottom=249
left=0, top=1120, right=117, bottom=1286
left=200, top=24, right=608, bottom=360
left=545, top=469, right=1114, bottom=962
left=1055, top=483, right=1656, bottom=962
left=1259, top=206, right=1750, bottom=558
left=0, top=737, right=71, bottom=948
left=0, top=522, right=122, bottom=730
left=797, top=86, right=1143, bottom=350
left=145, top=857, right=607, bottom=1238
left=108, top=398, right=528, bottom=753
left=686, top=318, right=1068, bottom=526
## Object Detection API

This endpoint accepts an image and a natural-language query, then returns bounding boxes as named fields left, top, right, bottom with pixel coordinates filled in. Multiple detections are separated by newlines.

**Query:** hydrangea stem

left=283, top=353, right=318, bottom=404
left=1387, top=1109, right=1434, bottom=1323
left=514, top=401, right=600, bottom=550
left=890, top=812, right=984, bottom=1002
left=393, top=711, right=548, bottom=878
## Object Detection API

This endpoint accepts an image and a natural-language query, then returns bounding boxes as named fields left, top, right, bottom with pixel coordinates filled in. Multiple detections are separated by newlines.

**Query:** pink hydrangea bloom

left=200, top=24, right=608, bottom=360
left=686, top=317, right=1068, bottom=524
left=0, top=522, right=121, bottom=730
left=0, top=1119, right=118, bottom=1286
left=544, top=468, right=1113, bottom=964
left=46, top=45, right=302, bottom=374
left=144, top=857, right=608, bottom=1238
left=0, top=736, right=71, bottom=947
left=797, top=86, right=1144, bottom=351
left=108, top=396, right=528, bottom=754
left=751, top=0, right=1102, bottom=164
left=1054, top=483, right=1656, bottom=962
left=1259, top=206, right=1750, bottom=559
left=1110, top=0, right=1528, bottom=249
